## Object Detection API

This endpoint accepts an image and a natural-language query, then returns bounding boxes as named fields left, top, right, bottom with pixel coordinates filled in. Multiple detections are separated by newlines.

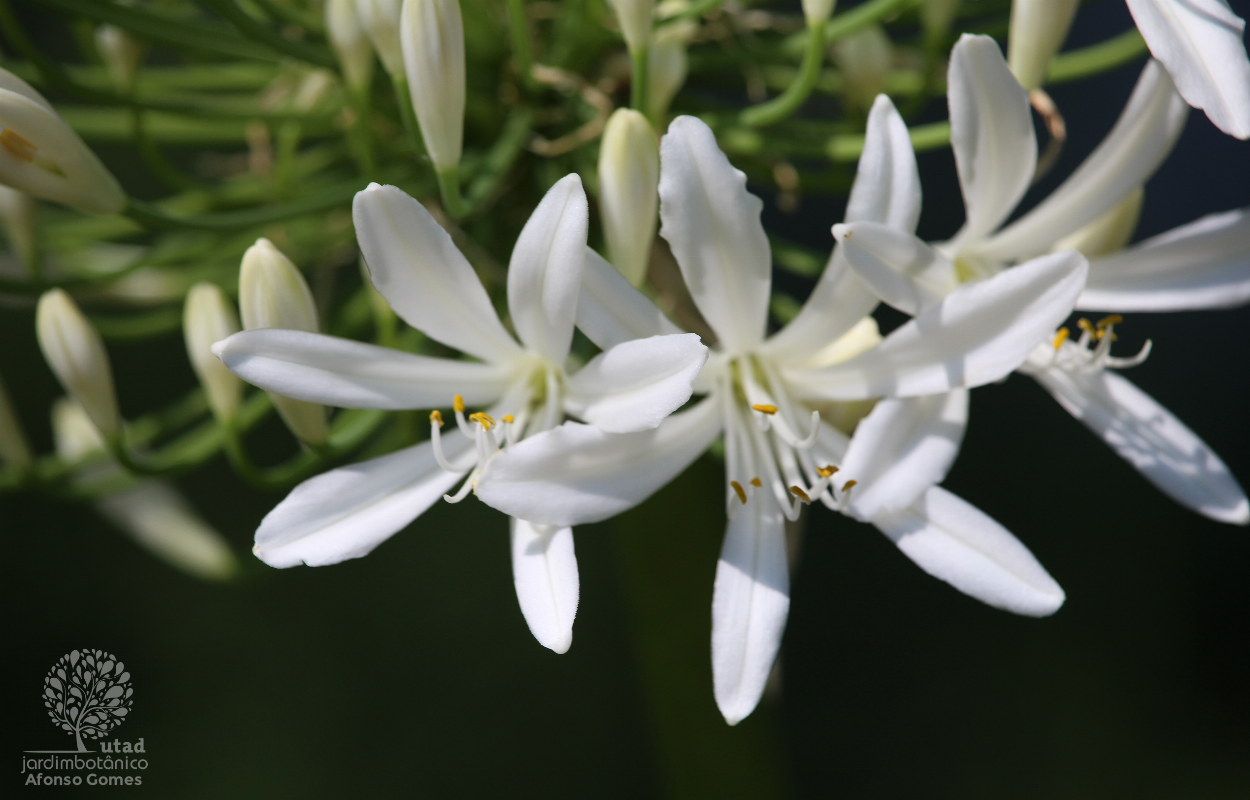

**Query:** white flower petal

left=564, top=333, right=708, bottom=433
left=96, top=482, right=238, bottom=581
left=873, top=486, right=1066, bottom=617
left=511, top=519, right=579, bottom=654
left=507, top=174, right=588, bottom=362
left=712, top=491, right=789, bottom=726
left=1127, top=0, right=1250, bottom=139
left=979, top=60, right=1189, bottom=262
left=253, top=432, right=473, bottom=568
left=841, top=389, right=969, bottom=520
left=1078, top=207, right=1250, bottom=311
left=833, top=222, right=958, bottom=315
left=353, top=183, right=522, bottom=362
left=785, top=251, right=1088, bottom=400
left=1028, top=366, right=1249, bottom=524
left=213, top=329, right=513, bottom=410
left=659, top=115, right=771, bottom=353
left=945, top=34, right=1037, bottom=250
left=474, top=397, right=722, bottom=527
left=577, top=247, right=684, bottom=350
left=761, top=95, right=916, bottom=363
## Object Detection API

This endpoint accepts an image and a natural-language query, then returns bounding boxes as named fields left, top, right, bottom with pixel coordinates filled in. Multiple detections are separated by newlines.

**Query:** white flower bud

left=0, top=67, right=124, bottom=214
left=648, top=21, right=693, bottom=120
left=96, top=482, right=239, bottom=580
left=356, top=0, right=405, bottom=79
left=51, top=396, right=107, bottom=462
left=36, top=288, right=120, bottom=438
left=94, top=25, right=145, bottom=93
left=401, top=0, right=466, bottom=173
left=832, top=25, right=893, bottom=112
left=921, top=0, right=960, bottom=34
left=1054, top=186, right=1144, bottom=259
left=802, top=0, right=836, bottom=27
left=326, top=0, right=376, bottom=93
left=609, top=0, right=655, bottom=53
left=238, top=238, right=327, bottom=445
left=184, top=282, right=243, bottom=424
left=1008, top=0, right=1080, bottom=91
left=0, top=371, right=31, bottom=468
left=0, top=184, right=38, bottom=269
left=599, top=109, right=659, bottom=286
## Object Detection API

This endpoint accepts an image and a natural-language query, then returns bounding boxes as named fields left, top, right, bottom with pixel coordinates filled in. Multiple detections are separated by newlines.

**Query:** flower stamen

left=730, top=480, right=747, bottom=504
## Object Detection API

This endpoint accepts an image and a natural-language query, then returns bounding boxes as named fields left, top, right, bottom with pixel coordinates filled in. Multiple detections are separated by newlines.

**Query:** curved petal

left=577, top=247, right=683, bottom=351
left=474, top=397, right=722, bottom=527
left=564, top=333, right=709, bottom=433
left=979, top=61, right=1189, bottom=262
left=659, top=115, right=771, bottom=353
left=254, top=432, right=473, bottom=568
left=785, top=251, right=1088, bottom=400
left=841, top=390, right=969, bottom=520
left=1078, top=207, right=1250, bottom=311
left=511, top=519, right=579, bottom=654
left=1028, top=366, right=1249, bottom=524
left=873, top=486, right=1066, bottom=617
left=353, top=183, right=521, bottom=362
left=945, top=34, right=1037, bottom=250
left=507, top=174, right=589, bottom=361
left=213, top=329, right=513, bottom=409
left=712, top=490, right=789, bottom=726
left=761, top=95, right=916, bottom=363
left=834, top=222, right=958, bottom=315
left=1127, top=0, right=1250, bottom=139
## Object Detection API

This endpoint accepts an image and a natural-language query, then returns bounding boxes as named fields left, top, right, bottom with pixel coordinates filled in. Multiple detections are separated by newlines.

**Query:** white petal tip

left=1209, top=499, right=1250, bottom=526
left=540, top=634, right=573, bottom=654
left=831, top=222, right=851, bottom=240
left=1010, top=588, right=1066, bottom=618
left=717, top=703, right=751, bottom=726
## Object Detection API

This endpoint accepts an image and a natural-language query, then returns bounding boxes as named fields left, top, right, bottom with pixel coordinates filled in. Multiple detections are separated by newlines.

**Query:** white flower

left=1007, top=0, right=1080, bottom=91
left=211, top=175, right=708, bottom=653
left=36, top=288, right=120, bottom=438
left=356, top=0, right=404, bottom=79
left=0, top=67, right=125, bottom=214
left=609, top=0, right=655, bottom=53
left=326, top=0, right=376, bottom=93
left=473, top=109, right=1085, bottom=723
left=834, top=34, right=1250, bottom=524
left=184, top=282, right=243, bottom=424
left=801, top=0, right=836, bottom=26
left=400, top=0, right=465, bottom=172
left=598, top=109, right=659, bottom=286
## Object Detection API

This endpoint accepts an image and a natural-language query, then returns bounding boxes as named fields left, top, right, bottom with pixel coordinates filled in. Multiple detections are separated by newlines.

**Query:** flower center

left=1048, top=314, right=1152, bottom=373
left=430, top=394, right=520, bottom=503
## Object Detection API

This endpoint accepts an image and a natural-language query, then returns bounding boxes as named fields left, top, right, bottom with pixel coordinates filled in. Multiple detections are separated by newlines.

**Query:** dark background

left=3, top=1, right=1249, bottom=797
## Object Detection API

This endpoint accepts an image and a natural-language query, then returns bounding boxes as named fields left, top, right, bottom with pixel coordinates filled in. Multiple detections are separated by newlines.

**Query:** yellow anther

left=453, top=395, right=465, bottom=413
left=1077, top=318, right=1095, bottom=334
left=1096, top=314, right=1123, bottom=328
left=841, top=479, right=857, bottom=492
left=468, top=412, right=494, bottom=430
left=789, top=486, right=811, bottom=503
left=430, top=409, right=444, bottom=427
left=730, top=481, right=747, bottom=504
left=501, top=414, right=514, bottom=424
left=0, top=129, right=37, bottom=162
left=749, top=477, right=762, bottom=487
left=816, top=465, right=838, bottom=478
left=1052, top=327, right=1070, bottom=349
left=751, top=404, right=778, bottom=415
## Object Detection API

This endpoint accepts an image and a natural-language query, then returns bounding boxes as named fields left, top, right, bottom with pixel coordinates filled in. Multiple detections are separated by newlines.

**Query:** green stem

left=391, top=75, right=427, bottom=158
left=465, top=108, right=535, bottom=213
left=630, top=45, right=650, bottom=120
left=131, top=107, right=199, bottom=191
left=740, top=20, right=825, bottom=127
left=121, top=182, right=360, bottom=231
left=194, top=0, right=336, bottom=67
left=1046, top=28, right=1148, bottom=85
left=506, top=0, right=537, bottom=91
left=249, top=0, right=325, bottom=34
left=436, top=167, right=466, bottom=219
left=222, top=408, right=386, bottom=491
left=346, top=89, right=378, bottom=180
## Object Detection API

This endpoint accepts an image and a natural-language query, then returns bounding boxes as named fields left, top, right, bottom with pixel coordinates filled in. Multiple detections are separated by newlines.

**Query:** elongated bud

left=1008, top=0, right=1080, bottom=91
left=0, top=184, right=38, bottom=270
left=0, top=370, right=31, bottom=468
left=401, top=0, right=465, bottom=172
left=95, top=25, right=145, bottom=93
left=832, top=25, right=893, bottom=112
left=801, top=0, right=836, bottom=26
left=0, top=67, right=125, bottom=214
left=599, top=109, right=659, bottom=286
left=609, top=0, right=654, bottom=52
left=357, top=0, right=405, bottom=78
left=96, top=482, right=239, bottom=580
left=184, top=282, right=243, bottom=424
left=36, top=288, right=120, bottom=438
left=1054, top=186, right=1144, bottom=258
left=238, top=238, right=327, bottom=445
left=327, top=0, right=376, bottom=93
left=648, top=20, right=693, bottom=120
left=51, top=396, right=107, bottom=462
